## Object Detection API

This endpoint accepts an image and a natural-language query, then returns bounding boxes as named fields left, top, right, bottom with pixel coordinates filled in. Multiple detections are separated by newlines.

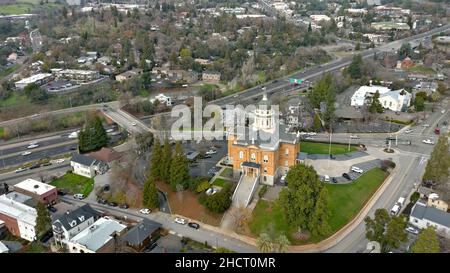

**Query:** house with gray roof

left=121, top=219, right=162, bottom=251
left=52, top=204, right=102, bottom=247
left=409, top=201, right=450, bottom=238
left=70, top=153, right=108, bottom=178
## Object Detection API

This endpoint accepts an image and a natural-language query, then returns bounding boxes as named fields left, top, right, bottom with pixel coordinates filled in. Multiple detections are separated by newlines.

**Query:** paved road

left=63, top=197, right=257, bottom=253
left=1, top=162, right=70, bottom=185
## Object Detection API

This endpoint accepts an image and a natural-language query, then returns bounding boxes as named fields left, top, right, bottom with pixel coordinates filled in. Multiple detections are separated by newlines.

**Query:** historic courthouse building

left=227, top=94, right=300, bottom=190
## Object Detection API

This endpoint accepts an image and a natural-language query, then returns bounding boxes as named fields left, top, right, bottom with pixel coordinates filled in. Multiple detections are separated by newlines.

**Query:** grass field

left=248, top=168, right=388, bottom=244
left=50, top=173, right=95, bottom=196
left=406, top=65, right=436, bottom=75
left=0, top=4, right=33, bottom=15
left=324, top=168, right=388, bottom=234
left=212, top=178, right=232, bottom=188
left=0, top=92, right=29, bottom=108
left=300, top=141, right=358, bottom=155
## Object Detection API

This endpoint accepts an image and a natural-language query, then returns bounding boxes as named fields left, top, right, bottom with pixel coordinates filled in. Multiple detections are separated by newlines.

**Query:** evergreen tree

left=160, top=138, right=172, bottom=183
left=78, top=114, right=108, bottom=153
left=347, top=54, right=363, bottom=79
left=313, top=113, right=322, bottom=132
left=384, top=216, right=408, bottom=252
left=169, top=141, right=189, bottom=190
left=36, top=202, right=51, bottom=236
left=411, top=227, right=440, bottom=253
left=149, top=138, right=162, bottom=180
left=309, top=188, right=331, bottom=237
left=142, top=175, right=159, bottom=209
left=369, top=91, right=383, bottom=113
left=422, top=135, right=450, bottom=184
left=257, top=233, right=273, bottom=253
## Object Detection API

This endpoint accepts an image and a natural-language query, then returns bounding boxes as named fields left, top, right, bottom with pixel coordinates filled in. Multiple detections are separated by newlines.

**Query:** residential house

left=115, top=68, right=143, bottom=82
left=202, top=71, right=221, bottom=83
left=396, top=57, right=415, bottom=70
left=150, top=94, right=172, bottom=107
left=52, top=204, right=102, bottom=247
left=13, top=179, right=57, bottom=205
left=67, top=217, right=127, bottom=253
left=88, top=147, right=122, bottom=167
left=427, top=193, right=449, bottom=212
left=7, top=52, right=17, bottom=62
left=70, top=154, right=107, bottom=178
left=409, top=201, right=450, bottom=238
left=0, top=194, right=37, bottom=241
left=121, top=219, right=162, bottom=252
left=194, top=58, right=212, bottom=66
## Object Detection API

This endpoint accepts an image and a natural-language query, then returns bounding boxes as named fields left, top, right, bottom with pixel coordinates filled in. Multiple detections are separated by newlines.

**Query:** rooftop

left=88, top=147, right=122, bottom=163
left=53, top=204, right=102, bottom=231
left=411, top=202, right=450, bottom=228
left=0, top=194, right=36, bottom=226
left=13, top=178, right=56, bottom=196
left=121, top=219, right=161, bottom=246
left=15, top=73, right=52, bottom=84
left=70, top=217, right=126, bottom=252
left=71, top=154, right=96, bottom=166
left=5, top=192, right=37, bottom=208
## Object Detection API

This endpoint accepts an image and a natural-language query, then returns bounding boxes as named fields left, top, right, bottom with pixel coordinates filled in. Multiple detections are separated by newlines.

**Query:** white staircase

left=232, top=174, right=259, bottom=208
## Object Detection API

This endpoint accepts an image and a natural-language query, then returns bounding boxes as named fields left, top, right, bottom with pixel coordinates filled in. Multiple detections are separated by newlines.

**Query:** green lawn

left=50, top=173, right=95, bottom=196
left=300, top=141, right=358, bottom=155
left=219, top=167, right=233, bottom=178
left=212, top=178, right=232, bottom=188
left=249, top=168, right=389, bottom=244
left=406, top=65, right=436, bottom=75
left=0, top=92, right=29, bottom=108
left=325, top=168, right=389, bottom=234
left=0, top=4, right=34, bottom=14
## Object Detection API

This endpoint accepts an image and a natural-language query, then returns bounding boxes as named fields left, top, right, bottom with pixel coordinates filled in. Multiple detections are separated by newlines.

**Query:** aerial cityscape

left=0, top=0, right=449, bottom=258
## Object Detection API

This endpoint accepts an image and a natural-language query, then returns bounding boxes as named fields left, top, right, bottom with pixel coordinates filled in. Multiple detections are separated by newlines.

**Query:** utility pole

left=348, top=135, right=351, bottom=151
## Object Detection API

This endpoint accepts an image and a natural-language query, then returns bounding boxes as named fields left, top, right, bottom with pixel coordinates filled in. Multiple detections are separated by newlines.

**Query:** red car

left=434, top=128, right=440, bottom=135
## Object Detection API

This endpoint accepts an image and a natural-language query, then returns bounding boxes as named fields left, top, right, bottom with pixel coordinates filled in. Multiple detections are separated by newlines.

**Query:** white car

left=131, top=122, right=137, bottom=126
left=15, top=167, right=27, bottom=173
left=308, top=132, right=317, bottom=136
left=324, top=175, right=330, bottom=182
left=205, top=149, right=217, bottom=155
left=405, top=226, right=419, bottom=235
left=27, top=144, right=39, bottom=149
left=21, top=151, right=32, bottom=156
left=422, top=139, right=434, bottom=145
left=351, top=166, right=364, bottom=174
left=422, top=124, right=430, bottom=128
left=73, top=193, right=85, bottom=200
left=350, top=135, right=359, bottom=139
left=280, top=175, right=287, bottom=184
left=405, top=129, right=413, bottom=134
left=441, top=109, right=445, bottom=114
left=174, top=217, right=187, bottom=225
left=68, top=132, right=78, bottom=139
left=139, top=208, right=151, bottom=214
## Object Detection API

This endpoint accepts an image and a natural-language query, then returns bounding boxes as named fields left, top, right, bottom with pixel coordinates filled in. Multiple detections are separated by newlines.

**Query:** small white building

left=310, top=14, right=331, bottom=23
left=409, top=202, right=450, bottom=238
left=14, top=73, right=53, bottom=89
left=350, top=85, right=391, bottom=107
left=378, top=89, right=412, bottom=112
left=67, top=217, right=127, bottom=253
left=70, top=154, right=97, bottom=178
left=150, top=93, right=172, bottom=106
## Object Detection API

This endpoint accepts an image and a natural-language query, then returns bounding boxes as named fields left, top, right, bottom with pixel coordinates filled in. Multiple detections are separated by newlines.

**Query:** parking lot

left=317, top=159, right=382, bottom=183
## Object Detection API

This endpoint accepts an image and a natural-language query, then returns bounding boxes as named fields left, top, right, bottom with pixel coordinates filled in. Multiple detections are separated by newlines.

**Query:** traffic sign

left=289, top=78, right=303, bottom=84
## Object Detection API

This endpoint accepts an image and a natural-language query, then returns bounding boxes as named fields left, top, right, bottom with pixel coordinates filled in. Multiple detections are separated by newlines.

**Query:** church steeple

left=252, top=93, right=275, bottom=132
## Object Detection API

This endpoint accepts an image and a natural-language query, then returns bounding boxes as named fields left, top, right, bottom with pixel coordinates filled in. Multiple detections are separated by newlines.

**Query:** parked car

left=139, top=208, right=151, bottom=214
left=323, top=175, right=330, bottom=182
left=40, top=230, right=53, bottom=243
left=119, top=203, right=129, bottom=209
left=47, top=206, right=57, bottom=213
left=405, top=226, right=419, bottom=235
left=422, top=124, right=430, bottom=127
left=131, top=122, right=137, bottom=126
left=97, top=198, right=107, bottom=204
left=332, top=177, right=337, bottom=183
left=422, top=139, right=434, bottom=145
left=205, top=149, right=217, bottom=155
left=144, top=242, right=158, bottom=252
left=74, top=193, right=85, bottom=200
left=57, top=189, right=67, bottom=196
left=342, top=173, right=352, bottom=180
left=405, top=129, right=413, bottom=134
left=188, top=222, right=200, bottom=229
left=351, top=166, right=364, bottom=174
left=103, top=184, right=110, bottom=192
left=108, top=202, right=118, bottom=207
left=174, top=217, right=187, bottom=225
left=280, top=175, right=286, bottom=184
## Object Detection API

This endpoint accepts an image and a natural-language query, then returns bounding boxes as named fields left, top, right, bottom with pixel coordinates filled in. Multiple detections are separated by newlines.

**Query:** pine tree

left=169, top=141, right=189, bottom=190
left=36, top=202, right=51, bottom=237
left=422, top=135, right=450, bottom=184
left=369, top=91, right=383, bottom=113
left=142, top=175, right=159, bottom=209
left=149, top=138, right=162, bottom=180
left=313, top=113, right=322, bottom=132
left=309, top=188, right=331, bottom=238
left=160, top=138, right=172, bottom=183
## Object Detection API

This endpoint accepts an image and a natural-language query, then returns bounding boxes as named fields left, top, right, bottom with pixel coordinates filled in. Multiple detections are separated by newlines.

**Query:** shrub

left=258, top=185, right=268, bottom=198
left=195, top=181, right=210, bottom=194
left=410, top=192, right=420, bottom=204
left=203, top=187, right=232, bottom=213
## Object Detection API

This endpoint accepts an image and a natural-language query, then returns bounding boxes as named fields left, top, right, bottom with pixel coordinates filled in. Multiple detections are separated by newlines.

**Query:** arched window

left=251, top=153, right=256, bottom=161
left=239, top=151, right=244, bottom=159
left=263, top=155, right=269, bottom=163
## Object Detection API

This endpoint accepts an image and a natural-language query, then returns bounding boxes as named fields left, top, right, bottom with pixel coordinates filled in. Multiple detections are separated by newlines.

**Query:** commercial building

left=67, top=217, right=127, bottom=253
left=202, top=71, right=221, bottom=83
left=13, top=179, right=57, bottom=205
left=0, top=194, right=37, bottom=241
left=14, top=73, right=53, bottom=89
left=351, top=85, right=391, bottom=107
